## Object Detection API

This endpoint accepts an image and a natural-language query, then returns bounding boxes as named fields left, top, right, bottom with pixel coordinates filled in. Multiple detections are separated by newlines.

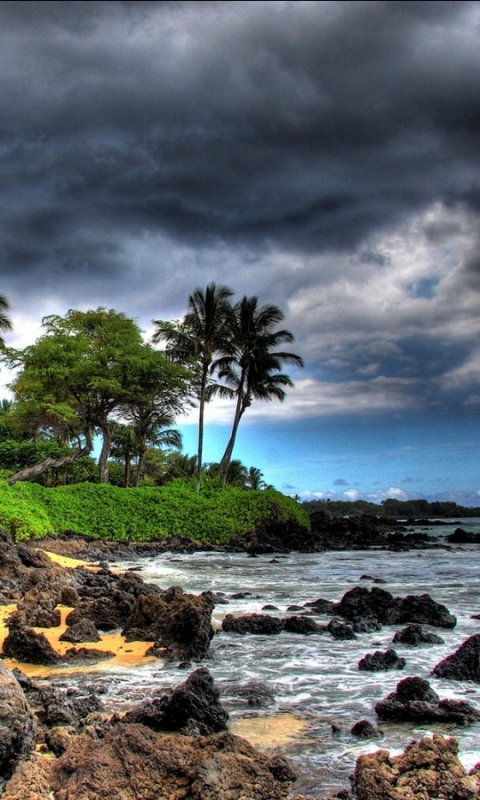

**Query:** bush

left=0, top=480, right=310, bottom=543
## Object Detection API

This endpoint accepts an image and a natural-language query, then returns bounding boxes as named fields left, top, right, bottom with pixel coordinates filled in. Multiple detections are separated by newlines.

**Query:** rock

left=50, top=725, right=298, bottom=800
left=2, top=754, right=53, bottom=800
left=63, top=647, right=115, bottom=664
left=327, top=619, right=356, bottom=640
left=122, top=667, right=228, bottom=736
left=2, top=611, right=60, bottom=665
left=350, top=719, right=383, bottom=738
left=334, top=586, right=396, bottom=623
left=17, top=587, right=61, bottom=628
left=45, top=725, right=77, bottom=756
left=222, top=613, right=284, bottom=635
left=123, top=587, right=215, bottom=661
left=65, top=591, right=136, bottom=632
left=433, top=633, right=480, bottom=681
left=283, top=615, right=320, bottom=634
left=59, top=619, right=101, bottom=644
left=375, top=676, right=480, bottom=725
left=351, top=616, right=382, bottom=633
left=393, top=623, right=445, bottom=645
left=304, top=597, right=334, bottom=614
left=353, top=734, right=480, bottom=800
left=446, top=528, right=479, bottom=543
left=358, top=648, right=406, bottom=671
left=334, top=586, right=456, bottom=628
left=35, top=686, right=103, bottom=729
left=0, top=662, right=36, bottom=780
left=230, top=680, right=275, bottom=708
left=396, top=593, right=456, bottom=629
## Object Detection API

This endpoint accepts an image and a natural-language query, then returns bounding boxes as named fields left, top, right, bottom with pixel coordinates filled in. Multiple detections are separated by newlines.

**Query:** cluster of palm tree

left=153, top=283, right=304, bottom=491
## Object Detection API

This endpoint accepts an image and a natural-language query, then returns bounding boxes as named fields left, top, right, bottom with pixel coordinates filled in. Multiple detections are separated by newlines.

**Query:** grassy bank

left=0, top=479, right=310, bottom=544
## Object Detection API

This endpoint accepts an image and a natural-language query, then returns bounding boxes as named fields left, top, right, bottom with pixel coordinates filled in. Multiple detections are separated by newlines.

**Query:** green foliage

left=0, top=480, right=310, bottom=543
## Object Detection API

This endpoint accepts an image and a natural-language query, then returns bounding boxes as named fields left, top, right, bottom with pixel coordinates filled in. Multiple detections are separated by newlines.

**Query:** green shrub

left=0, top=479, right=310, bottom=544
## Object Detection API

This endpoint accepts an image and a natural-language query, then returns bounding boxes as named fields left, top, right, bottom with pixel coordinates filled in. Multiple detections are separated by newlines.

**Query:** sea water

left=84, top=520, right=480, bottom=797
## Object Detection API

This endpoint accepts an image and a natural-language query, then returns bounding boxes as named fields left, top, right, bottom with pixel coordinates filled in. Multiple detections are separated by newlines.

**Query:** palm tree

left=245, top=466, right=267, bottom=491
left=214, top=296, right=304, bottom=488
left=153, top=283, right=233, bottom=491
left=0, top=295, right=12, bottom=345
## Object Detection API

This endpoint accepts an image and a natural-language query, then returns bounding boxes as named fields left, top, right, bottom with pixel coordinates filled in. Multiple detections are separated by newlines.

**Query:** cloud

left=0, top=1, right=479, bottom=435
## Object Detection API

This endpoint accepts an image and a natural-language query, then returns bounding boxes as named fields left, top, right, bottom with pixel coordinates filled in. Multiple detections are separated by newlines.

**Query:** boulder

left=304, top=597, right=334, bottom=614
left=283, top=615, right=320, bottom=634
left=0, top=662, right=36, bottom=780
left=59, top=619, right=101, bottom=644
left=50, top=725, right=298, bottom=800
left=353, top=734, right=480, bottom=800
left=2, top=754, right=53, bottom=800
left=396, top=593, right=456, bottom=629
left=65, top=591, right=137, bottom=632
left=123, top=587, right=215, bottom=661
left=393, top=623, right=445, bottom=645
left=2, top=611, right=60, bottom=665
left=358, top=648, right=406, bottom=671
left=327, top=619, right=356, bottom=640
left=375, top=676, right=480, bottom=725
left=350, top=719, right=383, bottom=738
left=334, top=586, right=456, bottom=629
left=16, top=586, right=62, bottom=628
left=222, top=613, right=284, bottom=635
left=433, top=633, right=480, bottom=681
left=122, top=667, right=228, bottom=736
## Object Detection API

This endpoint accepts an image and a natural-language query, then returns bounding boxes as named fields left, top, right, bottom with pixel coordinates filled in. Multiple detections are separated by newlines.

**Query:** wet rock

left=334, top=586, right=395, bottom=623
left=396, top=593, right=456, bottom=629
left=375, top=676, right=480, bottom=725
left=358, top=648, right=406, bottom=671
left=230, top=680, right=276, bottom=708
left=63, top=647, right=115, bottom=665
left=351, top=616, right=382, bottom=633
left=304, top=597, right=334, bottom=614
left=123, top=587, right=215, bottom=661
left=0, top=662, right=36, bottom=780
left=393, top=623, right=445, bottom=645
left=51, top=725, right=297, bottom=800
left=123, top=667, right=228, bottom=736
left=350, top=719, right=383, bottom=738
left=327, top=619, right=356, bottom=640
left=433, top=633, right=480, bottom=681
left=222, top=613, right=284, bottom=635
left=59, top=619, right=101, bottom=644
left=283, top=615, right=320, bottom=634
left=2, top=611, right=60, bottom=665
left=353, top=734, right=480, bottom=800
left=446, top=528, right=480, bottom=543
left=334, top=586, right=456, bottom=629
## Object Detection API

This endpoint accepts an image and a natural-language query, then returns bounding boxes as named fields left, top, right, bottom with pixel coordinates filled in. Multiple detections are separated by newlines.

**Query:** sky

left=1, top=1, right=480, bottom=505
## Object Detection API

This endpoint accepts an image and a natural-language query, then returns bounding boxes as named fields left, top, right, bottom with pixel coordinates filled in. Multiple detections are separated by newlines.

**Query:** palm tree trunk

left=219, top=390, right=245, bottom=489
left=195, top=366, right=208, bottom=492
left=124, top=450, right=131, bottom=488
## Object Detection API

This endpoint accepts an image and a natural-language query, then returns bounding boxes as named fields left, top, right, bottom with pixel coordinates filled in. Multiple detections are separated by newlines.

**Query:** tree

left=5, top=308, right=191, bottom=484
left=245, top=466, right=267, bottom=491
left=214, top=296, right=304, bottom=487
left=123, top=408, right=182, bottom=487
left=0, top=295, right=12, bottom=345
left=153, top=282, right=233, bottom=491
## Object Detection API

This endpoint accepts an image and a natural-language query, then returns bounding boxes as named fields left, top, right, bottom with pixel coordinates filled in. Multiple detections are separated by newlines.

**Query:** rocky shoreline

left=0, top=527, right=479, bottom=797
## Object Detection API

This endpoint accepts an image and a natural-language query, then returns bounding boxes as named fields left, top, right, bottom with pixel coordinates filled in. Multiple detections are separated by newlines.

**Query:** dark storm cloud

left=0, top=0, right=479, bottom=271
